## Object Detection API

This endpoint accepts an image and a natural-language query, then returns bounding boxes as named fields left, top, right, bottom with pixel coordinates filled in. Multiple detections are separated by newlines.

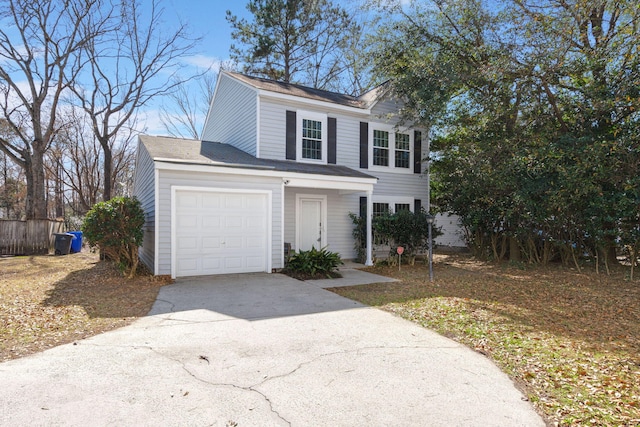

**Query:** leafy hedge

left=82, top=197, right=145, bottom=278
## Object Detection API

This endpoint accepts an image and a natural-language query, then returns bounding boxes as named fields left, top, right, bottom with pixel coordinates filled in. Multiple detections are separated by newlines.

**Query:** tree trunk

left=509, top=236, right=521, bottom=262
left=30, top=143, right=48, bottom=219
left=102, top=143, right=112, bottom=201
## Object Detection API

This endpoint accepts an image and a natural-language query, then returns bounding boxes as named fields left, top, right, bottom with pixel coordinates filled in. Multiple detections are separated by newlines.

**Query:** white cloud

left=183, top=55, right=225, bottom=71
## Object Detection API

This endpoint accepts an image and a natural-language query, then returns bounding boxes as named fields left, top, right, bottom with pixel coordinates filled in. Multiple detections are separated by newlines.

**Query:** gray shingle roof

left=139, top=135, right=376, bottom=180
left=226, top=71, right=389, bottom=109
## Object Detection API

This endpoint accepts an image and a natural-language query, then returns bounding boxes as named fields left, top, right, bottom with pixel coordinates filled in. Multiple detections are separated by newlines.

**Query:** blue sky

left=145, top=0, right=369, bottom=135
left=163, top=0, right=251, bottom=70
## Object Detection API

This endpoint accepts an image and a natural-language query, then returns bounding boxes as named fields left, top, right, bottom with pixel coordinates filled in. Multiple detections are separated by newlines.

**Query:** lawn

left=330, top=254, right=640, bottom=427
left=0, top=252, right=170, bottom=362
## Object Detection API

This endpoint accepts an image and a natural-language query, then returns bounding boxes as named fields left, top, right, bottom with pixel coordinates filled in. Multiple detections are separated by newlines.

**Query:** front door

left=297, top=195, right=326, bottom=251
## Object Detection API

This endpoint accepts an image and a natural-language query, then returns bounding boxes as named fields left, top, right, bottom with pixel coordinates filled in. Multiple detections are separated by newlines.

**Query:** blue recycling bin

left=68, top=231, right=83, bottom=253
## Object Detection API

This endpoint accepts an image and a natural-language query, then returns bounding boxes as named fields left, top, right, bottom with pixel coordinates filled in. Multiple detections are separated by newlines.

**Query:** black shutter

left=414, top=199, right=422, bottom=213
left=360, top=122, right=369, bottom=169
left=414, top=130, right=422, bottom=174
left=328, top=117, right=337, bottom=164
left=286, top=110, right=296, bottom=160
left=360, top=196, right=367, bottom=218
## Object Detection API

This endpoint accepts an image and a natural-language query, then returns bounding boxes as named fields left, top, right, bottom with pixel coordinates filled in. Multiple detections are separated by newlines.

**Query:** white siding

left=371, top=97, right=404, bottom=121
left=132, top=141, right=156, bottom=273
left=284, top=187, right=361, bottom=260
left=202, top=74, right=257, bottom=155
left=435, top=213, right=467, bottom=248
left=369, top=170, right=429, bottom=202
left=258, top=97, right=368, bottom=161
left=155, top=168, right=283, bottom=276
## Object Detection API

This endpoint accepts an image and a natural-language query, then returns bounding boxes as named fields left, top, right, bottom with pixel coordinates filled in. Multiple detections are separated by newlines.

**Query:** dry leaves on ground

left=0, top=252, right=170, bottom=362
left=331, top=254, right=640, bottom=427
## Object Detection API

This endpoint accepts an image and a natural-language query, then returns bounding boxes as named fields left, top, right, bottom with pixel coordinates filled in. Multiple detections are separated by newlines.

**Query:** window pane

left=373, top=203, right=390, bottom=217
left=395, top=151, right=410, bottom=168
left=395, top=203, right=411, bottom=212
left=373, top=130, right=389, bottom=166
left=302, top=119, right=322, bottom=160
left=374, top=147, right=389, bottom=166
left=373, top=130, right=389, bottom=147
left=395, top=132, right=410, bottom=168
left=395, top=133, right=410, bottom=150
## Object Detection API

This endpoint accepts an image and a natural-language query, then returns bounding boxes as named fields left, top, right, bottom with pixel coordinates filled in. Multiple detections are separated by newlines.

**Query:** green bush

left=374, top=209, right=442, bottom=262
left=82, top=196, right=145, bottom=278
left=286, top=246, right=343, bottom=278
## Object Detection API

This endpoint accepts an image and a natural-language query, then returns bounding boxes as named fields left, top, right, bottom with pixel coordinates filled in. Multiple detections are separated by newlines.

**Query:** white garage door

left=174, top=189, right=269, bottom=277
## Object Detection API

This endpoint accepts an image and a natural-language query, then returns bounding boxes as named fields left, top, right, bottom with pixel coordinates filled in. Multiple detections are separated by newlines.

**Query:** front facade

left=134, top=72, right=429, bottom=278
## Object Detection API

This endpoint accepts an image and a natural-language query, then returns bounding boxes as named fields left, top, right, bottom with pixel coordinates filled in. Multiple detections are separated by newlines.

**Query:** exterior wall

left=132, top=141, right=156, bottom=273
left=155, top=168, right=283, bottom=276
left=258, top=96, right=368, bottom=162
left=370, top=97, right=404, bottom=121
left=202, top=74, right=257, bottom=155
left=435, top=213, right=467, bottom=248
left=284, top=187, right=361, bottom=260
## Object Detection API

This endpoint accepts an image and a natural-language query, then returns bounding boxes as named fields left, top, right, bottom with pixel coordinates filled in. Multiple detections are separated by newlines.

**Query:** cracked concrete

left=0, top=272, right=544, bottom=426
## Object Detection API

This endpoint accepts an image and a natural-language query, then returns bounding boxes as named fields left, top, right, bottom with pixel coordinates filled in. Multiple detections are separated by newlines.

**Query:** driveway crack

left=149, top=348, right=291, bottom=426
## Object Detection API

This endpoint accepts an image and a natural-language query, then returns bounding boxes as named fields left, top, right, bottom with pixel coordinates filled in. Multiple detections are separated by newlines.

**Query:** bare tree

left=0, top=0, right=112, bottom=219
left=70, top=0, right=198, bottom=201
left=160, top=70, right=219, bottom=139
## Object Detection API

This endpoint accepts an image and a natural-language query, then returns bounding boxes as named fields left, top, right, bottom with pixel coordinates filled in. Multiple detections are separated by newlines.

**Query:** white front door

left=296, top=195, right=326, bottom=251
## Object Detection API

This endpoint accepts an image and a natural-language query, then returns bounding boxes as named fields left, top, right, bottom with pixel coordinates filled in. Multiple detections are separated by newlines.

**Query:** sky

left=141, top=1, right=253, bottom=135
left=144, top=0, right=370, bottom=136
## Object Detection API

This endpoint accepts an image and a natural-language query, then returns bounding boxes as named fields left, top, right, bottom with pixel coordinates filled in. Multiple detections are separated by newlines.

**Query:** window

left=395, top=133, right=410, bottom=168
left=302, top=119, right=322, bottom=160
left=373, top=130, right=389, bottom=166
left=395, top=203, right=411, bottom=212
left=296, top=111, right=327, bottom=163
left=369, top=125, right=414, bottom=172
left=373, top=202, right=390, bottom=217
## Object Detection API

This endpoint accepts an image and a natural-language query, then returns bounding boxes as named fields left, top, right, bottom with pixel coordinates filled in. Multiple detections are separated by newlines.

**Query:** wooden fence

left=0, top=220, right=65, bottom=255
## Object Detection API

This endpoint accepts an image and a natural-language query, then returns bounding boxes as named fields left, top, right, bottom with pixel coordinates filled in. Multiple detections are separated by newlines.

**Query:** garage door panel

left=177, top=236, right=198, bottom=250
left=174, top=190, right=269, bottom=277
left=202, top=215, right=221, bottom=228
left=225, top=216, right=243, bottom=228
left=225, top=196, right=243, bottom=209
left=177, top=214, right=199, bottom=228
left=177, top=258, right=198, bottom=274
left=246, top=256, right=264, bottom=268
left=224, top=236, right=243, bottom=249
left=202, top=237, right=222, bottom=249
left=202, top=194, right=221, bottom=208
left=178, top=193, right=199, bottom=207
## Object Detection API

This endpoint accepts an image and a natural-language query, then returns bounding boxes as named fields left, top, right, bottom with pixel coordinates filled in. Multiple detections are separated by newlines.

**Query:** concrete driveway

left=0, top=271, right=545, bottom=426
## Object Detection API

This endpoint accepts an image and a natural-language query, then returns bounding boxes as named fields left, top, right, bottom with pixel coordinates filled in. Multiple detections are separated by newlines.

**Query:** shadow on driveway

left=148, top=272, right=368, bottom=321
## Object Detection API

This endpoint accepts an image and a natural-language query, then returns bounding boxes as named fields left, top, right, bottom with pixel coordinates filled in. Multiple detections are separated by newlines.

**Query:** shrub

left=374, top=209, right=442, bottom=262
left=286, top=246, right=343, bottom=278
left=82, top=196, right=145, bottom=278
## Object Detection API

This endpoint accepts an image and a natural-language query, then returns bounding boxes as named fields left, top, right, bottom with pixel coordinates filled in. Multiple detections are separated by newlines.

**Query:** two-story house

left=133, top=71, right=429, bottom=278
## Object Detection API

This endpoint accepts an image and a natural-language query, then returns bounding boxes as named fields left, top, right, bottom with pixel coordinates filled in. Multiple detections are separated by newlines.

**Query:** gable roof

left=224, top=71, right=389, bottom=110
left=139, top=135, right=376, bottom=180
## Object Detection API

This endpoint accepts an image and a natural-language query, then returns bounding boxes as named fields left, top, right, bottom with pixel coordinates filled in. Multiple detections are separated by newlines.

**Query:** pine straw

left=0, top=251, right=171, bottom=362
left=330, top=254, right=640, bottom=427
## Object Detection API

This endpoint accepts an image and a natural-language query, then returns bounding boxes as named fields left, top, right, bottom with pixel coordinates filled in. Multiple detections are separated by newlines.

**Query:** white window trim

left=368, top=124, right=414, bottom=174
left=296, top=110, right=327, bottom=164
left=372, top=196, right=415, bottom=213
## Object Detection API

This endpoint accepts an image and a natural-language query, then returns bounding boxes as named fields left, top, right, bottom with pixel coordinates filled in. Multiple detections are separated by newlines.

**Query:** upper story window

left=297, top=111, right=327, bottom=164
left=373, top=130, right=389, bottom=166
left=369, top=125, right=413, bottom=173
left=302, top=119, right=322, bottom=160
left=395, top=132, right=411, bottom=168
